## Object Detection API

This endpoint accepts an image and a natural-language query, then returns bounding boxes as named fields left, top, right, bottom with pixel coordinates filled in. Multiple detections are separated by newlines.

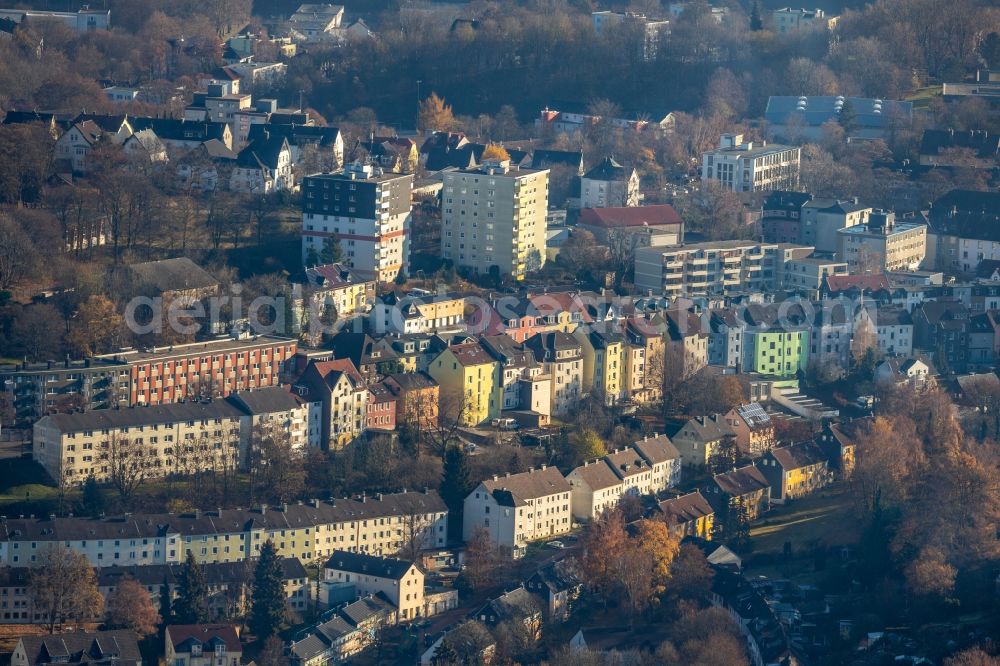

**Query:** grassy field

left=907, top=85, right=943, bottom=109
left=750, top=483, right=859, bottom=555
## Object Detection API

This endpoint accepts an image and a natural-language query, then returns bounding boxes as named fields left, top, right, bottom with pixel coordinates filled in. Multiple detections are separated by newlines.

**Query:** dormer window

left=191, top=645, right=203, bottom=657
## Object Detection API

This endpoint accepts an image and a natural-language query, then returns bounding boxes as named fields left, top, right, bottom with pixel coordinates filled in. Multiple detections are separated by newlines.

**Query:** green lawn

left=907, top=85, right=943, bottom=109
left=750, top=483, right=859, bottom=555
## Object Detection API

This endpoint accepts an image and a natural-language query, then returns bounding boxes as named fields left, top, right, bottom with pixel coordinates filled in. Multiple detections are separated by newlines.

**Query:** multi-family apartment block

left=0, top=490, right=447, bottom=567
left=94, top=335, right=297, bottom=407
left=837, top=210, right=927, bottom=272
left=634, top=240, right=813, bottom=296
left=463, top=466, right=572, bottom=556
left=701, top=133, right=800, bottom=192
left=32, top=387, right=309, bottom=485
left=524, top=332, right=584, bottom=416
left=0, top=358, right=130, bottom=425
left=770, top=7, right=838, bottom=32
left=440, top=158, right=548, bottom=280
left=301, top=165, right=414, bottom=283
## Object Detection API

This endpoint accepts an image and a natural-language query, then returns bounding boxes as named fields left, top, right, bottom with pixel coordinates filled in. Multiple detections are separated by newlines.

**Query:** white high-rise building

left=701, top=133, right=801, bottom=193
left=301, top=164, right=413, bottom=283
left=441, top=159, right=548, bottom=280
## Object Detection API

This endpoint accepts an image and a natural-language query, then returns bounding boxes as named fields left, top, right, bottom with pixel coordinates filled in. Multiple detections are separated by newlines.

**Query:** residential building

left=165, top=625, right=241, bottom=666
left=297, top=358, right=369, bottom=449
left=324, top=551, right=428, bottom=620
left=440, top=159, right=549, bottom=280
left=574, top=328, right=627, bottom=405
left=624, top=317, right=666, bottom=403
left=472, top=586, right=543, bottom=639
left=579, top=156, right=639, bottom=208
left=525, top=560, right=582, bottom=623
left=96, top=336, right=297, bottom=407
left=529, top=149, right=584, bottom=174
left=783, top=257, right=848, bottom=298
left=359, top=135, right=419, bottom=173
left=370, top=291, right=467, bottom=335
left=480, top=335, right=551, bottom=415
left=463, top=466, right=572, bottom=555
left=301, top=165, right=414, bottom=283
left=428, top=342, right=499, bottom=426
left=524, top=331, right=584, bottom=416
left=924, top=190, right=1000, bottom=274
left=0, top=557, right=309, bottom=624
left=756, top=441, right=832, bottom=503
left=0, top=358, right=130, bottom=425
left=708, top=309, right=746, bottom=369
left=837, top=210, right=927, bottom=272
left=32, top=388, right=309, bottom=485
left=365, top=383, right=397, bottom=432
left=741, top=303, right=810, bottom=378
left=770, top=7, right=838, bottom=32
left=576, top=205, right=684, bottom=247
left=744, top=326, right=808, bottom=377
left=664, top=308, right=709, bottom=378
left=761, top=190, right=813, bottom=244
left=875, top=357, right=931, bottom=389
left=766, top=96, right=911, bottom=142
left=591, top=11, right=671, bottom=60
left=0, top=489, right=447, bottom=567
left=913, top=300, right=971, bottom=373
left=230, top=134, right=294, bottom=193
left=919, top=129, right=1000, bottom=168
left=634, top=240, right=814, bottom=297
left=872, top=306, right=914, bottom=356
left=800, top=198, right=871, bottom=253
left=129, top=118, right=233, bottom=153
left=288, top=3, right=345, bottom=41
left=656, top=491, right=714, bottom=539
left=0, top=8, right=110, bottom=32
left=817, top=421, right=859, bottom=480
left=671, top=414, right=734, bottom=469
left=123, top=129, right=168, bottom=164
left=248, top=123, right=344, bottom=169
left=567, top=458, right=626, bottom=521
left=723, top=403, right=776, bottom=457
left=381, top=372, right=439, bottom=429
left=701, top=134, right=801, bottom=193
left=289, top=616, right=364, bottom=666
left=536, top=105, right=675, bottom=136
left=706, top=465, right=771, bottom=521
left=292, top=263, right=375, bottom=339
left=55, top=120, right=113, bottom=173
left=12, top=631, right=141, bottom=666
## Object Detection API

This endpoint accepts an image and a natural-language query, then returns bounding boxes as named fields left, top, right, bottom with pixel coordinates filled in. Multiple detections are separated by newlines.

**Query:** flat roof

left=96, top=336, right=295, bottom=363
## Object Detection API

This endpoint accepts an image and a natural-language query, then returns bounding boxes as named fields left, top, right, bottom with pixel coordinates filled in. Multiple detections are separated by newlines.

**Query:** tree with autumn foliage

left=106, top=577, right=160, bottom=636
left=66, top=295, right=124, bottom=356
left=418, top=93, right=457, bottom=133
left=29, top=545, right=105, bottom=633
left=480, top=144, right=510, bottom=162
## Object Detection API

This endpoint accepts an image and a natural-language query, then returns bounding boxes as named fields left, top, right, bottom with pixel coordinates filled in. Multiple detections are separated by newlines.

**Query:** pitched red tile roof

left=824, top=273, right=890, bottom=293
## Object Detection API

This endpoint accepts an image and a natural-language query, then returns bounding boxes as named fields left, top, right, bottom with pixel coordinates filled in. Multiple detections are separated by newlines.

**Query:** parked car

left=547, top=540, right=566, bottom=549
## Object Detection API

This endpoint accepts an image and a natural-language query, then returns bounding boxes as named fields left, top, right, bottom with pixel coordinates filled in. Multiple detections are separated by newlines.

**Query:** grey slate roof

left=481, top=466, right=571, bottom=500
left=128, top=257, right=219, bottom=294
left=632, top=433, right=680, bottom=465
left=569, top=459, right=623, bottom=491
left=0, top=490, right=446, bottom=542
left=17, top=631, right=142, bottom=666
left=325, top=550, right=415, bottom=580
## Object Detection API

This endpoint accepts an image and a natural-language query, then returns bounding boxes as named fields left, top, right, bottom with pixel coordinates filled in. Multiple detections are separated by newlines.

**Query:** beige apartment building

left=325, top=551, right=427, bottom=620
left=634, top=240, right=813, bottom=296
left=441, top=159, right=549, bottom=280
left=32, top=388, right=309, bottom=485
left=0, top=490, right=448, bottom=567
left=837, top=210, right=927, bottom=272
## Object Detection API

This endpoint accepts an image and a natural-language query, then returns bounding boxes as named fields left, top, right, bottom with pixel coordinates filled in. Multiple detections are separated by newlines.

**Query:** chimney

left=260, top=504, right=267, bottom=514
